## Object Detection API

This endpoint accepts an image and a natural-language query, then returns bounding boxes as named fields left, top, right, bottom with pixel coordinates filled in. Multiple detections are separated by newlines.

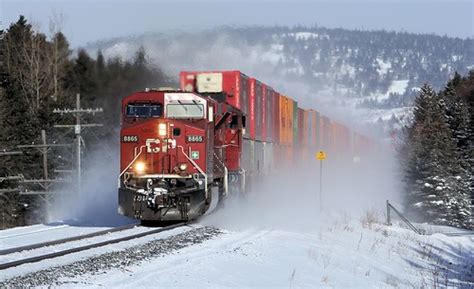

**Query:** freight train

left=118, top=70, right=374, bottom=222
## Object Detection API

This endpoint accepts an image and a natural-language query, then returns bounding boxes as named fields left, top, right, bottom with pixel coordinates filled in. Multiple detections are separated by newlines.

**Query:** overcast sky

left=2, top=0, right=473, bottom=46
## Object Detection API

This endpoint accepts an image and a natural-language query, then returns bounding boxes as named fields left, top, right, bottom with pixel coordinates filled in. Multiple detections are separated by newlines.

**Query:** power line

left=53, top=93, right=103, bottom=196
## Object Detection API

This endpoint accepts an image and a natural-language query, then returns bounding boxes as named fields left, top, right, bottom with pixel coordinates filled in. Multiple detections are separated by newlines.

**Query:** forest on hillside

left=0, top=16, right=170, bottom=228
left=92, top=25, right=474, bottom=109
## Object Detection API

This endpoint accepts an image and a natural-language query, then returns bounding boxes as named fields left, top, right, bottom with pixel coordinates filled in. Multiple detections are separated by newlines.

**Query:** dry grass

left=360, top=209, right=380, bottom=230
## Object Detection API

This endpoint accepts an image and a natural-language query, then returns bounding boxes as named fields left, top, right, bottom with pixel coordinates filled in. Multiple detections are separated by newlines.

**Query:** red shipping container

left=248, top=78, right=263, bottom=141
left=262, top=84, right=267, bottom=142
left=179, top=71, right=249, bottom=114
left=273, top=91, right=281, bottom=145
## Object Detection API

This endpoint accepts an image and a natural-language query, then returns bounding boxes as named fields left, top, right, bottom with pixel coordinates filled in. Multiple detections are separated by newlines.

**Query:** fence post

left=386, top=200, right=391, bottom=225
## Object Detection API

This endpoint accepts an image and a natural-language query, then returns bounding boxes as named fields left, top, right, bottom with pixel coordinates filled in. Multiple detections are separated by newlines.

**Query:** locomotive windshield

left=126, top=103, right=162, bottom=118
left=166, top=103, right=204, bottom=119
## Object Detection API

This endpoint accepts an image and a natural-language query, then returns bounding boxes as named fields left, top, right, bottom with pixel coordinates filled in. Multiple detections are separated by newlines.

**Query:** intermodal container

left=262, top=84, right=267, bottom=142
left=179, top=70, right=249, bottom=114
left=308, top=109, right=314, bottom=147
left=353, top=132, right=373, bottom=156
left=303, top=109, right=309, bottom=147
left=332, top=122, right=351, bottom=153
left=273, top=91, right=280, bottom=145
left=248, top=78, right=263, bottom=141
left=279, top=94, right=293, bottom=145
left=297, top=108, right=305, bottom=146
left=314, top=110, right=321, bottom=149
left=292, top=99, right=298, bottom=146
left=262, top=84, right=274, bottom=143
left=308, top=109, right=319, bottom=148
left=320, top=115, right=331, bottom=150
left=278, top=94, right=287, bottom=144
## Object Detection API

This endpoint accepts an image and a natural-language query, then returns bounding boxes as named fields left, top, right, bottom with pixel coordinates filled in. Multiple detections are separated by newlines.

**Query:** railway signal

left=316, top=150, right=326, bottom=212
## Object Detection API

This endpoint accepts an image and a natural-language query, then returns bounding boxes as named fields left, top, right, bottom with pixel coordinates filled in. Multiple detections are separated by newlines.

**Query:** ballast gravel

left=0, top=226, right=222, bottom=288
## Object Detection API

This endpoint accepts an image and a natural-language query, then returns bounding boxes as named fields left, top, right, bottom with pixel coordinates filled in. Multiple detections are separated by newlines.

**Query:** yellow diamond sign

left=316, top=151, right=326, bottom=160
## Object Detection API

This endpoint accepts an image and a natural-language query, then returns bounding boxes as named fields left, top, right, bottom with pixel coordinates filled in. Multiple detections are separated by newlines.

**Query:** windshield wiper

left=177, top=100, right=188, bottom=112
left=192, top=100, right=203, bottom=111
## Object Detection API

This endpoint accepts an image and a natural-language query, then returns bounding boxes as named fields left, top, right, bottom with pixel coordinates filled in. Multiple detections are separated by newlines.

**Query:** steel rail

left=0, top=223, right=140, bottom=256
left=0, top=222, right=186, bottom=270
left=0, top=225, right=70, bottom=241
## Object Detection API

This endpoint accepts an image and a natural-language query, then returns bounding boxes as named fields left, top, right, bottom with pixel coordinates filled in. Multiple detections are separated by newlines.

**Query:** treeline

left=0, top=16, right=170, bottom=228
left=402, top=71, right=473, bottom=229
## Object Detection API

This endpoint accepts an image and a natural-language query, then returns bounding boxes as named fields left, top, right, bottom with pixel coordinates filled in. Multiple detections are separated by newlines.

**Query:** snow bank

left=67, top=218, right=473, bottom=288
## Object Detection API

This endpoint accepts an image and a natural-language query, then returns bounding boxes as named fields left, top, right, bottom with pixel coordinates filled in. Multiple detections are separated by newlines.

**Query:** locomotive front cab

left=118, top=90, right=215, bottom=221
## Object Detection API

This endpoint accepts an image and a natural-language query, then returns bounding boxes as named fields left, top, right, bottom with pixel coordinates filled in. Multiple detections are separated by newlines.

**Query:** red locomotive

left=118, top=70, right=374, bottom=222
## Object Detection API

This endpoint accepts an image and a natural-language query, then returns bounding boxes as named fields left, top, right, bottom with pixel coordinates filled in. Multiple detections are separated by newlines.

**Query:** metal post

left=319, top=160, right=323, bottom=212
left=75, top=93, right=81, bottom=196
left=41, top=130, right=48, bottom=180
left=386, top=200, right=391, bottom=225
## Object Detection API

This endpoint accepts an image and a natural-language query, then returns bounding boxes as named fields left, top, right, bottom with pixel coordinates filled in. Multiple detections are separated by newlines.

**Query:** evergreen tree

left=441, top=72, right=474, bottom=226
left=404, top=83, right=472, bottom=228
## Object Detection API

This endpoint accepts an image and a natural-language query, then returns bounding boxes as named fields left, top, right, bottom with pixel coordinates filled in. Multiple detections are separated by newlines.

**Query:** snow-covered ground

left=1, top=155, right=472, bottom=288
left=1, top=214, right=472, bottom=288
left=65, top=217, right=472, bottom=288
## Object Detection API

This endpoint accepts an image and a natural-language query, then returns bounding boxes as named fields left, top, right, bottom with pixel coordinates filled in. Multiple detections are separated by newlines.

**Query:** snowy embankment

left=63, top=214, right=471, bottom=288
left=1, top=151, right=471, bottom=288
left=0, top=214, right=472, bottom=288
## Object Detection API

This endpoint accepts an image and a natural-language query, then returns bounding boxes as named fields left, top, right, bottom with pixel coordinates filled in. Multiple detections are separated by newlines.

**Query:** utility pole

left=53, top=93, right=103, bottom=196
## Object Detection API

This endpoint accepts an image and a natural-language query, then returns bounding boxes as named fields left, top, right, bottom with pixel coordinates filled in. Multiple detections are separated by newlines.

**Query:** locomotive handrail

left=224, top=166, right=228, bottom=196
left=177, top=145, right=208, bottom=199
left=213, top=152, right=229, bottom=196
left=119, top=145, right=146, bottom=179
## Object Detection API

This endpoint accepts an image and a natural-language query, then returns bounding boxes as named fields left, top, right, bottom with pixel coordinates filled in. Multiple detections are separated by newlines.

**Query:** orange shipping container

left=279, top=95, right=294, bottom=145
left=332, top=122, right=351, bottom=153
left=297, top=108, right=309, bottom=147
left=303, top=109, right=309, bottom=146
left=320, top=115, right=331, bottom=151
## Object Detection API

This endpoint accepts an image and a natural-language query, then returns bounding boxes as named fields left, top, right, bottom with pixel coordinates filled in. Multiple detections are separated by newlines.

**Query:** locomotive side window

left=126, top=104, right=162, bottom=118
left=166, top=104, right=204, bottom=119
left=230, top=115, right=239, bottom=129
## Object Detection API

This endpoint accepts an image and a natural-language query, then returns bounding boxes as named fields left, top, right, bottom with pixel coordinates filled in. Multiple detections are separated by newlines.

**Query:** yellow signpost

left=316, top=151, right=326, bottom=160
left=316, top=151, right=326, bottom=212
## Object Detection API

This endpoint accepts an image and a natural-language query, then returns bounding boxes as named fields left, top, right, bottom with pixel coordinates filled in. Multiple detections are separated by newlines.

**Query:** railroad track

left=0, top=222, right=186, bottom=270
left=0, top=224, right=70, bottom=240
left=0, top=222, right=140, bottom=256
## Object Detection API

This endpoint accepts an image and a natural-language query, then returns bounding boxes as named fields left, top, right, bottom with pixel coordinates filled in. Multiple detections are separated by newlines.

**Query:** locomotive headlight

left=178, top=163, right=187, bottom=171
left=135, top=162, right=146, bottom=174
left=158, top=123, right=167, bottom=136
